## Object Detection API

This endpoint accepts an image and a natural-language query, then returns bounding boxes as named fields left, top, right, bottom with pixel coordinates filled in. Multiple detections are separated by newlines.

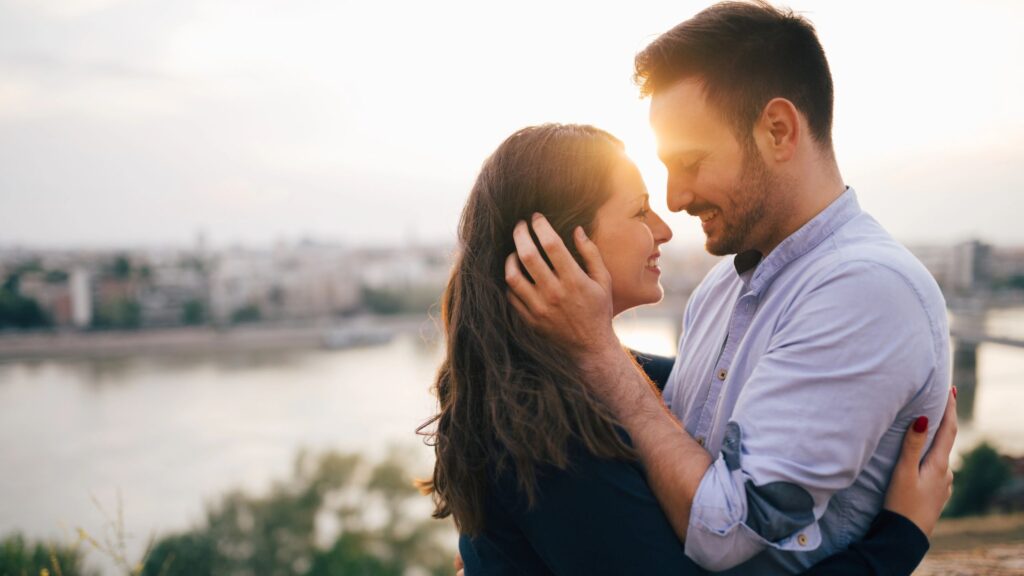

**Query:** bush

left=944, top=442, right=1013, bottom=518
left=141, top=449, right=451, bottom=576
left=92, top=299, right=142, bottom=329
left=0, top=533, right=96, bottom=576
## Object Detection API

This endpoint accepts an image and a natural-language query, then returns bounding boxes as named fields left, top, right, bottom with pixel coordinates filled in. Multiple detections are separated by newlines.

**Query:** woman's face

left=590, top=159, right=673, bottom=316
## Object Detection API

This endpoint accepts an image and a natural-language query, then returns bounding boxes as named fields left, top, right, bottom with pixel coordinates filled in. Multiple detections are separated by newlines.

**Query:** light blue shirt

left=663, top=188, right=950, bottom=574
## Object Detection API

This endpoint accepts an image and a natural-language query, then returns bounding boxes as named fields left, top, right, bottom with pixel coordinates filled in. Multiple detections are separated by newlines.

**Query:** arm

left=495, top=440, right=702, bottom=576
left=683, top=261, right=942, bottom=569
left=804, top=389, right=957, bottom=575
left=505, top=216, right=710, bottom=542
left=506, top=216, right=944, bottom=569
left=632, top=350, right=676, bottom=393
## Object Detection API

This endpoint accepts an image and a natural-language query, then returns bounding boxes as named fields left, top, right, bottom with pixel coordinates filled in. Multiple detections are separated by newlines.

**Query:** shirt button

left=797, top=533, right=808, bottom=547
left=717, top=369, right=728, bottom=381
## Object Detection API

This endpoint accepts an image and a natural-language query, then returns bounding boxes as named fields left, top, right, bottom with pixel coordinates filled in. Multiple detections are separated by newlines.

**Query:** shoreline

left=0, top=315, right=438, bottom=360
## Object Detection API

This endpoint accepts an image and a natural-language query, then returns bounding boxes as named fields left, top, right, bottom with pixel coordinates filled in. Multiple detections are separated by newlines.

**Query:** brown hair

left=634, top=1, right=835, bottom=149
left=417, top=124, right=636, bottom=535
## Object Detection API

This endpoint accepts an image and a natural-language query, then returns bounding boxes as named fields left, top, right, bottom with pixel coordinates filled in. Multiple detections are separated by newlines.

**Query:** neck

left=757, top=154, right=845, bottom=256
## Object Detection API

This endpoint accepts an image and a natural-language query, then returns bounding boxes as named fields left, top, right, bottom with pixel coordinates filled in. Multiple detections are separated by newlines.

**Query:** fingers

left=573, top=226, right=612, bottom=288
left=895, top=414, right=929, bottom=477
left=505, top=252, right=543, bottom=312
left=530, top=214, right=585, bottom=279
left=512, top=220, right=557, bottom=287
left=454, top=551, right=464, bottom=571
left=923, top=388, right=958, bottom=472
left=507, top=288, right=538, bottom=327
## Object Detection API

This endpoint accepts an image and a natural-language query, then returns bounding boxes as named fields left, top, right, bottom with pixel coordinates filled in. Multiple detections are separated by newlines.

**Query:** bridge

left=949, top=303, right=1024, bottom=421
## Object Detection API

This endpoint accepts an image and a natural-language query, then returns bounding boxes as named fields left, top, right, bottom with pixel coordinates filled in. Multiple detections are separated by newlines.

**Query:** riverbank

left=918, top=513, right=1024, bottom=574
left=0, top=315, right=437, bottom=360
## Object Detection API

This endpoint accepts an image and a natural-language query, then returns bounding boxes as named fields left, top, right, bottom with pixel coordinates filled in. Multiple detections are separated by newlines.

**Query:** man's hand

left=505, top=214, right=619, bottom=366
left=884, top=388, right=958, bottom=537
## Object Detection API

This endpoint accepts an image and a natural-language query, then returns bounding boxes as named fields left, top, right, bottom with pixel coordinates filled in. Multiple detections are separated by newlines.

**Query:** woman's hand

left=883, top=387, right=958, bottom=538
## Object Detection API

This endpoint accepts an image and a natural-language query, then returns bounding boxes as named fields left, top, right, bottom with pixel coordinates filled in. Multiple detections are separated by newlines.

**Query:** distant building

left=70, top=267, right=92, bottom=328
left=17, top=271, right=73, bottom=326
left=950, top=240, right=992, bottom=294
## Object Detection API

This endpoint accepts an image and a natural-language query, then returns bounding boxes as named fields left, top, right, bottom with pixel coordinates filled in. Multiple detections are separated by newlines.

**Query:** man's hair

left=634, top=1, right=834, bottom=149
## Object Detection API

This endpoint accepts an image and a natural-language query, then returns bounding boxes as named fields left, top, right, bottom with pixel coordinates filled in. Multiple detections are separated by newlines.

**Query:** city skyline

left=1, top=0, right=1022, bottom=250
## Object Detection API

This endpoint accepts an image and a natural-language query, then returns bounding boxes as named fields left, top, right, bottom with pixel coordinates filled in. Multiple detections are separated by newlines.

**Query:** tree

left=142, top=449, right=452, bottom=576
left=0, top=533, right=97, bottom=576
left=944, top=442, right=1013, bottom=517
left=182, top=300, right=206, bottom=325
left=92, top=299, right=142, bottom=329
left=0, top=289, right=51, bottom=329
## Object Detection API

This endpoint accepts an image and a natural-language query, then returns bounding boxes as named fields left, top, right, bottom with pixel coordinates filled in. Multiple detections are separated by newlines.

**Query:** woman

left=419, top=124, right=954, bottom=575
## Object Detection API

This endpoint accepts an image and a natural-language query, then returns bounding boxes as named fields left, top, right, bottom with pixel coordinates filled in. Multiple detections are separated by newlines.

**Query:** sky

left=0, top=0, right=1022, bottom=250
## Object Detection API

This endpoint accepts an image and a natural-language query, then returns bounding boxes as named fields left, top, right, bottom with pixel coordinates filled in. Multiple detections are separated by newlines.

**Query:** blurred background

left=1, top=0, right=1022, bottom=574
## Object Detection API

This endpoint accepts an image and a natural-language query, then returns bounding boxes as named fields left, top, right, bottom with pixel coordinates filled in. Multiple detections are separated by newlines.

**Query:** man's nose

left=666, top=176, right=695, bottom=213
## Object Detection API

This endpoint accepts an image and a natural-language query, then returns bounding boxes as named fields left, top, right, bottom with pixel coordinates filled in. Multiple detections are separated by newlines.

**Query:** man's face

left=650, top=78, right=777, bottom=256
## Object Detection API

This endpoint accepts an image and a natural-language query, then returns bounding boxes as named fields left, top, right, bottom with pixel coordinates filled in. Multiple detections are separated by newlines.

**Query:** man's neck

left=757, top=161, right=845, bottom=256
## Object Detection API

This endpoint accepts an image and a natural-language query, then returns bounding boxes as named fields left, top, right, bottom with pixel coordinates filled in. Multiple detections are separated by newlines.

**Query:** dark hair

left=634, top=1, right=834, bottom=149
left=417, top=124, right=637, bottom=536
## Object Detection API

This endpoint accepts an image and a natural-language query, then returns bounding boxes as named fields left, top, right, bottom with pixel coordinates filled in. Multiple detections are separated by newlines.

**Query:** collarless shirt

left=663, top=188, right=950, bottom=574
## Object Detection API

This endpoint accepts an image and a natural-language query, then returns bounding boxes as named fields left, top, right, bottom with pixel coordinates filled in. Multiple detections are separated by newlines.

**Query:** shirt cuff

left=685, top=457, right=822, bottom=571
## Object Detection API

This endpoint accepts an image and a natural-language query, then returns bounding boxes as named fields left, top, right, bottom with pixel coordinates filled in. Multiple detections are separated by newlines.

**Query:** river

left=1, top=309, right=1022, bottom=568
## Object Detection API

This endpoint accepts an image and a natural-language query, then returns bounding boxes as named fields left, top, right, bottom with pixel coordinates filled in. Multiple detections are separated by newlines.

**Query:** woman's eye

left=635, top=207, right=650, bottom=219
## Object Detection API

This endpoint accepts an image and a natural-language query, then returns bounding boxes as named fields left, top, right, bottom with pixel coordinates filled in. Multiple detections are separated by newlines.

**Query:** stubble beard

left=705, top=149, right=774, bottom=257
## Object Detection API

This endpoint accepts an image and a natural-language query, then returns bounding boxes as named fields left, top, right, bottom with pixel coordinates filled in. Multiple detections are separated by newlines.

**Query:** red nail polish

left=952, top=386, right=958, bottom=399
left=913, top=416, right=928, bottom=433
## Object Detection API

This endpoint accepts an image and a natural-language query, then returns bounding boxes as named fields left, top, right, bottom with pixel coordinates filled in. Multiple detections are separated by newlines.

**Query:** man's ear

left=755, top=97, right=800, bottom=164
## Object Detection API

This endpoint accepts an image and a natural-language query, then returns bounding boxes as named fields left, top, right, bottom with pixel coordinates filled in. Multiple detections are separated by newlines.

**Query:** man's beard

left=705, top=149, right=774, bottom=256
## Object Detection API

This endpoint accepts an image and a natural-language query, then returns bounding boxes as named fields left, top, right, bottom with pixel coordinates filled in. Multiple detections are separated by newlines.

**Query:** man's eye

left=635, top=207, right=650, bottom=219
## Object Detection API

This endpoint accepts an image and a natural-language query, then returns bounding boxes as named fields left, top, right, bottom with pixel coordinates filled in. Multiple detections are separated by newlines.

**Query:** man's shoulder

left=805, top=212, right=944, bottom=306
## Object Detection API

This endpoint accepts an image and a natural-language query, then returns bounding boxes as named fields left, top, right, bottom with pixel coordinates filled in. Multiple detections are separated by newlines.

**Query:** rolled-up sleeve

left=684, top=261, right=941, bottom=571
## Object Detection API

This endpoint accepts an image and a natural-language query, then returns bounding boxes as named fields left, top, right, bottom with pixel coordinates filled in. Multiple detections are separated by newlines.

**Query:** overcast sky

left=1, top=0, right=1022, bottom=250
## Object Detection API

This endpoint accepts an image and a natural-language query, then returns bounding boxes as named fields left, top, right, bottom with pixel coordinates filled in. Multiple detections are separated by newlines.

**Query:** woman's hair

left=417, top=124, right=637, bottom=536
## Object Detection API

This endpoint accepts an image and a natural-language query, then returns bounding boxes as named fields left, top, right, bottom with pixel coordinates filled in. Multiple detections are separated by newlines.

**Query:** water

left=1, top=309, right=1022, bottom=566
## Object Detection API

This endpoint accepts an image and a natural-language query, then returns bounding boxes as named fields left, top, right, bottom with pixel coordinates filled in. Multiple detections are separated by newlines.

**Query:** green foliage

left=44, top=270, right=69, bottom=284
left=944, top=442, right=1013, bottom=518
left=141, top=448, right=451, bottom=576
left=360, top=286, right=437, bottom=315
left=93, top=299, right=142, bottom=329
left=0, top=532, right=97, bottom=576
left=0, top=289, right=51, bottom=329
left=230, top=304, right=262, bottom=324
left=182, top=299, right=206, bottom=326
left=112, top=256, right=133, bottom=280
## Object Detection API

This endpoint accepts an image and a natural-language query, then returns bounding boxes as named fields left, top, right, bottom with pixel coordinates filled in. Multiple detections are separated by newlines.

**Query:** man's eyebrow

left=656, top=146, right=705, bottom=162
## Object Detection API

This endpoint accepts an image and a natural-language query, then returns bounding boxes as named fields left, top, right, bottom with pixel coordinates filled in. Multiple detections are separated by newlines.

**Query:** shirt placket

left=693, top=290, right=759, bottom=449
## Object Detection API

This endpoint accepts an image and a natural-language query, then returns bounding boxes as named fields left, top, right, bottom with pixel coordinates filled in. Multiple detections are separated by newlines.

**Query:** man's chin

left=704, top=236, right=735, bottom=257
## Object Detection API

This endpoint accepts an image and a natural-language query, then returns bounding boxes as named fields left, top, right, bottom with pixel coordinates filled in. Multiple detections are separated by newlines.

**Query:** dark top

left=458, top=352, right=929, bottom=575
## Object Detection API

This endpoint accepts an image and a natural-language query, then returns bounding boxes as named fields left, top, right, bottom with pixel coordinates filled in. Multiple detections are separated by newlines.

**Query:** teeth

left=647, top=256, right=660, bottom=267
left=700, top=212, right=716, bottom=223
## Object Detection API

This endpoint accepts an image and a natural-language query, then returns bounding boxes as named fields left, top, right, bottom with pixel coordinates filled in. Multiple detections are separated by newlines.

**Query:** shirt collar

left=740, top=187, right=861, bottom=294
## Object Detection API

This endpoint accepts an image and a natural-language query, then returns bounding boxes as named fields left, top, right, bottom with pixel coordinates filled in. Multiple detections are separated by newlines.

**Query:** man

left=505, top=2, right=950, bottom=573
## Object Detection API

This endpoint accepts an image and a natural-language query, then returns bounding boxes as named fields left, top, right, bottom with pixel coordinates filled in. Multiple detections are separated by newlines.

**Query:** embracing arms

left=504, top=214, right=951, bottom=570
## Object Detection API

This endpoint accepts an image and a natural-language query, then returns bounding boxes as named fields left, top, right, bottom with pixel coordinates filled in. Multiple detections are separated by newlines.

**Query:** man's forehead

left=649, top=79, right=728, bottom=154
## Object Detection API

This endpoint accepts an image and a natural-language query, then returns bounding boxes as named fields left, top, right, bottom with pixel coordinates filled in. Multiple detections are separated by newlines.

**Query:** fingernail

left=532, top=212, right=542, bottom=221
left=913, top=415, right=928, bottom=433
left=576, top=226, right=587, bottom=241
left=952, top=386, right=958, bottom=399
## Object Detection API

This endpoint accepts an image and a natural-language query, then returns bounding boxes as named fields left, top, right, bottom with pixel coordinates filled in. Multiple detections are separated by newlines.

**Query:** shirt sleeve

left=685, top=260, right=941, bottom=571
left=801, top=510, right=930, bottom=576
left=495, top=440, right=702, bottom=576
